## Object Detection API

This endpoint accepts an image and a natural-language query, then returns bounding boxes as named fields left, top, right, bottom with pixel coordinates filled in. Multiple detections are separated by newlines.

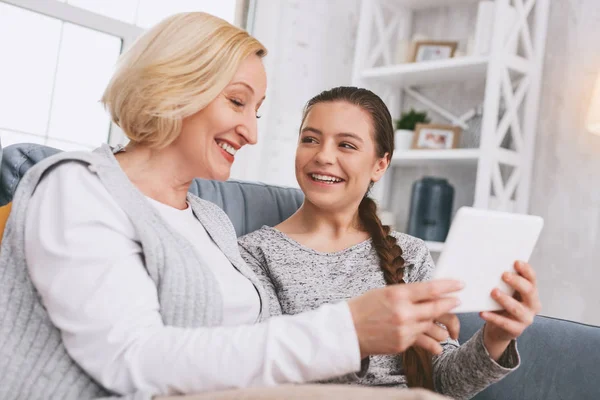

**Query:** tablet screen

left=432, top=207, right=543, bottom=313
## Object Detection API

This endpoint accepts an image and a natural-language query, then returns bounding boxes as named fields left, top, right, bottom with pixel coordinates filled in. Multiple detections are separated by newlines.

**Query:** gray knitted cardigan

left=0, top=144, right=269, bottom=400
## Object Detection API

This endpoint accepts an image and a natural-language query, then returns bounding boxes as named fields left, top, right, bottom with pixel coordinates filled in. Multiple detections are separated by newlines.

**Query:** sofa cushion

left=0, top=202, right=10, bottom=246
left=459, top=312, right=600, bottom=399
left=189, top=179, right=303, bottom=237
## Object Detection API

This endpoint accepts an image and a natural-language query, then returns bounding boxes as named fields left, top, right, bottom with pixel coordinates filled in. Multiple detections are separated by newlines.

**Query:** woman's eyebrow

left=301, top=126, right=322, bottom=135
left=229, top=82, right=266, bottom=102
left=230, top=81, right=255, bottom=94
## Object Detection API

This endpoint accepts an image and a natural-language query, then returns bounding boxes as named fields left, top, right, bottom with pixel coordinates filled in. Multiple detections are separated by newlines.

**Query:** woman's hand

left=347, top=280, right=463, bottom=358
left=480, top=260, right=542, bottom=361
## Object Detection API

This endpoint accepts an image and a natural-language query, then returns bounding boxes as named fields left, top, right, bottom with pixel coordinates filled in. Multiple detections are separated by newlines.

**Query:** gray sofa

left=1, top=143, right=599, bottom=400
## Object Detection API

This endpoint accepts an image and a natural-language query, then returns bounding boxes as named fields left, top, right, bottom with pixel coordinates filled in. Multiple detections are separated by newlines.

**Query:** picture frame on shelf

left=411, top=41, right=458, bottom=62
left=412, top=124, right=461, bottom=150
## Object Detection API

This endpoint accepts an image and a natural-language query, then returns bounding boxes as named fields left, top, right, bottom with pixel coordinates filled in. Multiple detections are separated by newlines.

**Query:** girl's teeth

left=311, top=174, right=341, bottom=183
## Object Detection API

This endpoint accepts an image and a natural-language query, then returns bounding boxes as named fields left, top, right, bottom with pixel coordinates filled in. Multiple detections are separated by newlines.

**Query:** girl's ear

left=371, top=152, right=390, bottom=183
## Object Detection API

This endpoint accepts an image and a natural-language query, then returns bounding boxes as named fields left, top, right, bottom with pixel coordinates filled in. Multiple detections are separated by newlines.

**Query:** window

left=56, top=0, right=238, bottom=29
left=0, top=0, right=245, bottom=151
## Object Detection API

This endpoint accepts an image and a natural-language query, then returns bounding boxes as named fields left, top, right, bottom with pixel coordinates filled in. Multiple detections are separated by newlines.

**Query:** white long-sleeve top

left=24, top=163, right=361, bottom=396
left=143, top=195, right=261, bottom=326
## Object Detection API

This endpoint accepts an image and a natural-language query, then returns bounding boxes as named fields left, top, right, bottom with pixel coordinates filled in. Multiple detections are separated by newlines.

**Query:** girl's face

left=295, top=101, right=389, bottom=212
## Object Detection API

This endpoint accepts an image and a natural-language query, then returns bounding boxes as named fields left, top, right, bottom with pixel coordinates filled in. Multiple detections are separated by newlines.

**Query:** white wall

left=230, top=0, right=360, bottom=186
left=528, top=0, right=600, bottom=326
left=237, top=0, right=600, bottom=325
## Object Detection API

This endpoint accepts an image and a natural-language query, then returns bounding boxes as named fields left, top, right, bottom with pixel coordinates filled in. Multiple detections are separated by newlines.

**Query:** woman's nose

left=236, top=116, right=258, bottom=145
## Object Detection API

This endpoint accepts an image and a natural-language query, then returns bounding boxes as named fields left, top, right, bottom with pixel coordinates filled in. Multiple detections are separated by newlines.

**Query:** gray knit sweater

left=0, top=145, right=268, bottom=400
left=238, top=226, right=520, bottom=400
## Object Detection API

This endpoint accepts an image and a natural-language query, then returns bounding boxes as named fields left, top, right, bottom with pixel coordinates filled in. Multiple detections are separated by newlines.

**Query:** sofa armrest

left=0, top=143, right=62, bottom=206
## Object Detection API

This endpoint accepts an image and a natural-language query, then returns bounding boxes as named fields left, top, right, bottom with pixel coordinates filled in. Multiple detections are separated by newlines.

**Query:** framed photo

left=411, top=41, right=458, bottom=62
left=412, top=124, right=461, bottom=150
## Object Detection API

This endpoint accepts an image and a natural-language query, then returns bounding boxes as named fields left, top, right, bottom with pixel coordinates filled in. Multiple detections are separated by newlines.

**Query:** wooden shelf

left=390, top=149, right=481, bottom=166
left=396, top=0, right=480, bottom=10
left=425, top=241, right=445, bottom=253
left=361, top=57, right=489, bottom=87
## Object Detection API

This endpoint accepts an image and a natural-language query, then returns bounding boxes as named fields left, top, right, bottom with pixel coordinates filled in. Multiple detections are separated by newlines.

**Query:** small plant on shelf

left=395, top=109, right=430, bottom=131
left=394, top=109, right=430, bottom=151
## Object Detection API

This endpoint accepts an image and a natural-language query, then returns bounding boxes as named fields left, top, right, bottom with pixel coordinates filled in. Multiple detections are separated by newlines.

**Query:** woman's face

left=174, top=55, right=267, bottom=181
left=295, top=101, right=389, bottom=212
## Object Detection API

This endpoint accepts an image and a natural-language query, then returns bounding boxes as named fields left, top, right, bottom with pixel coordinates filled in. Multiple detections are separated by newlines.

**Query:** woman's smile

left=216, top=139, right=239, bottom=163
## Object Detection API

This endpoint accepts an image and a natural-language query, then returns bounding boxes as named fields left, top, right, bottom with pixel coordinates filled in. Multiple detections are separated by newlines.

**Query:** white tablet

left=432, top=207, right=544, bottom=313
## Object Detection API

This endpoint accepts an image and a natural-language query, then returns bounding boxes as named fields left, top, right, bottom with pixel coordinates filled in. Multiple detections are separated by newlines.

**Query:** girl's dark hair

left=300, top=86, right=434, bottom=390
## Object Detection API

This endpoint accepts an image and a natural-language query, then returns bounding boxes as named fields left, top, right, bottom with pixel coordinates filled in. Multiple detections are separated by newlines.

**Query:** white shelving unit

left=362, top=56, right=490, bottom=87
left=352, top=0, right=550, bottom=252
left=391, top=149, right=481, bottom=166
left=393, top=0, right=481, bottom=9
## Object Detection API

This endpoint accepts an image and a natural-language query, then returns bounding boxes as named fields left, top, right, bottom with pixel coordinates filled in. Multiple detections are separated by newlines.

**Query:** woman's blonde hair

left=101, top=12, right=267, bottom=148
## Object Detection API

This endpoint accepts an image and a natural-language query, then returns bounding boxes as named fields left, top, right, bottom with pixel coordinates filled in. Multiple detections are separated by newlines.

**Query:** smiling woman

left=100, top=13, right=267, bottom=187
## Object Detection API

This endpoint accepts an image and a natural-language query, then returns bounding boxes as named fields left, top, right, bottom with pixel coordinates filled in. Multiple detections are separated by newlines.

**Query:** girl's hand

left=480, top=261, right=542, bottom=360
left=414, top=313, right=460, bottom=355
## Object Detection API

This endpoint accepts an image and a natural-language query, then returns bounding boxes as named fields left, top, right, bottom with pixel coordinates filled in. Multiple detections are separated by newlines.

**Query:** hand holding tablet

left=432, top=207, right=544, bottom=313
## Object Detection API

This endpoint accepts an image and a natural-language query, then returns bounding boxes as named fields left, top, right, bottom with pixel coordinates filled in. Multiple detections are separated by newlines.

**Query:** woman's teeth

left=310, top=174, right=343, bottom=184
left=218, top=141, right=237, bottom=156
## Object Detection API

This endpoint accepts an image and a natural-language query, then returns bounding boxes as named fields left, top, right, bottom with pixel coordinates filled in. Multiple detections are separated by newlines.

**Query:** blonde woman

left=0, top=13, right=462, bottom=400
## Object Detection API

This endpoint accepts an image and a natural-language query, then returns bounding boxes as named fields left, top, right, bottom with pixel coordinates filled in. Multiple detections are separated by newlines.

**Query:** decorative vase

left=406, top=177, right=455, bottom=242
left=394, top=129, right=414, bottom=151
